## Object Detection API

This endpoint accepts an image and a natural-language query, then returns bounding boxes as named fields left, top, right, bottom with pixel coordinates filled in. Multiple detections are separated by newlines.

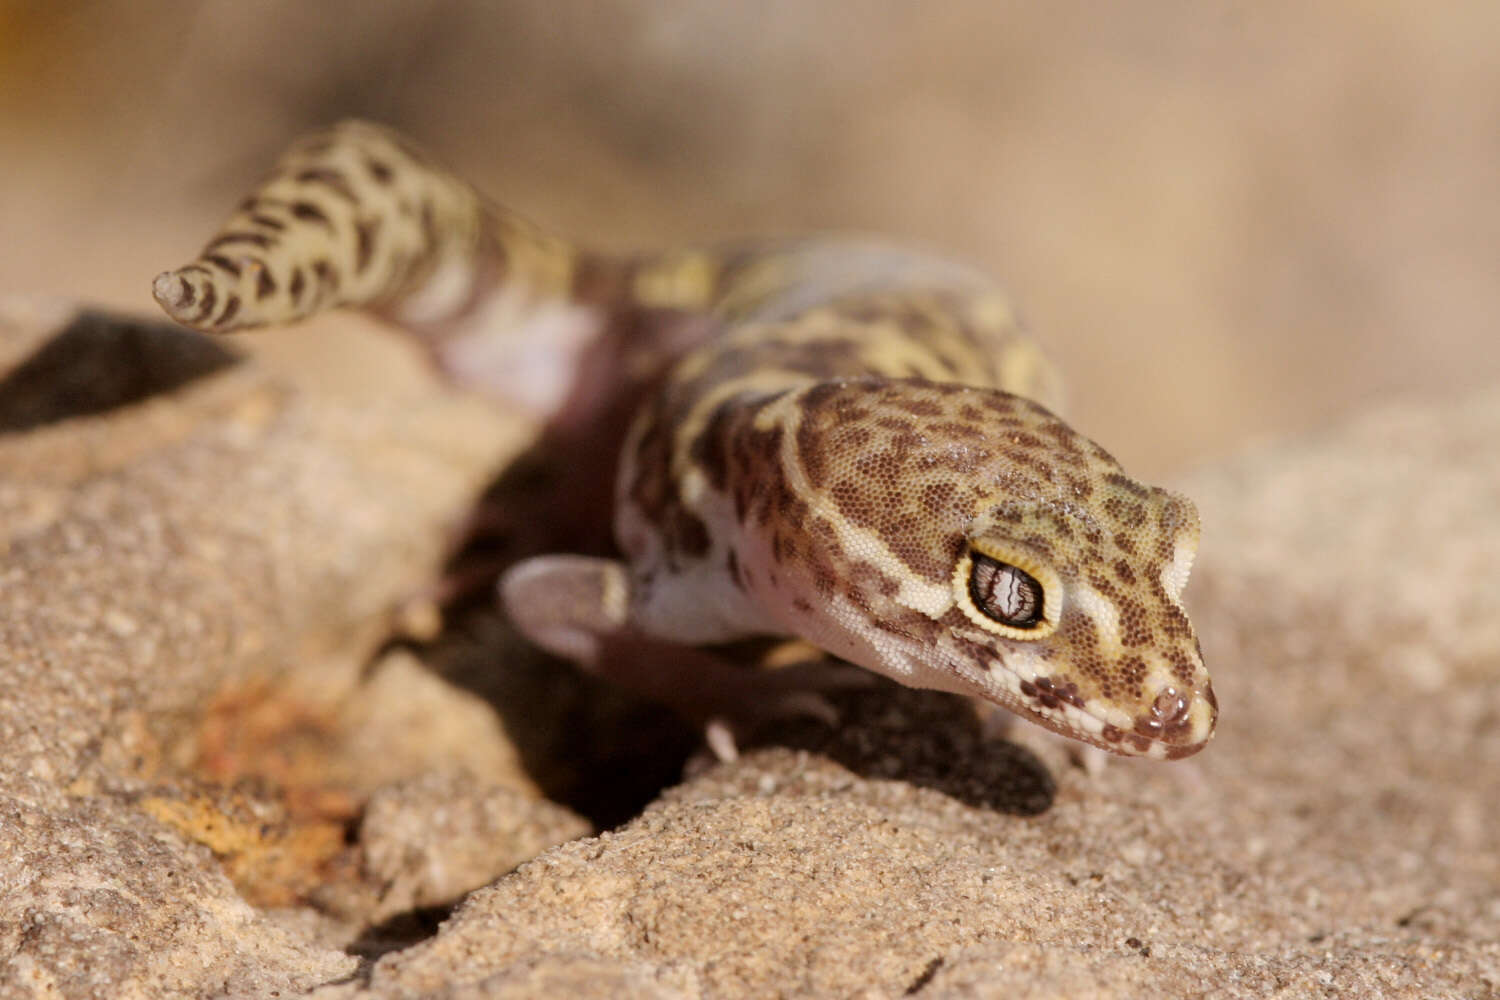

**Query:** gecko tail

left=153, top=120, right=572, bottom=336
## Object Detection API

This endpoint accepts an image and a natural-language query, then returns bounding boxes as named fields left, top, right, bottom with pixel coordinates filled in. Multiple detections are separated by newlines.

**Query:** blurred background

left=1, top=1, right=1495, bottom=479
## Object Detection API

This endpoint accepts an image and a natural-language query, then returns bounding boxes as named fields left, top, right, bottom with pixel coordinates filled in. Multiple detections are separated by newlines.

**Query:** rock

left=2, top=296, right=1495, bottom=997
left=323, top=387, right=1500, bottom=999
left=0, top=300, right=533, bottom=997
left=355, top=770, right=590, bottom=926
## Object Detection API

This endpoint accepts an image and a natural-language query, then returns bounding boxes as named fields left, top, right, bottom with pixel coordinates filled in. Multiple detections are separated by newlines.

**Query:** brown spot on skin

left=294, top=167, right=356, bottom=202
left=774, top=479, right=804, bottom=520
left=354, top=217, right=380, bottom=274
left=834, top=425, right=874, bottom=451
left=998, top=447, right=1052, bottom=479
left=203, top=254, right=242, bottom=277
left=770, top=531, right=790, bottom=564
left=1038, top=418, right=1086, bottom=452
left=692, top=405, right=734, bottom=492
left=813, top=567, right=837, bottom=597
left=920, top=481, right=960, bottom=516
left=874, top=415, right=917, bottom=434
left=1166, top=647, right=1198, bottom=683
left=365, top=157, right=394, bottom=184
left=1088, top=571, right=1120, bottom=599
left=1157, top=604, right=1195, bottom=640
left=1118, top=656, right=1148, bottom=698
left=571, top=254, right=629, bottom=305
left=1117, top=597, right=1153, bottom=647
left=889, top=396, right=944, bottom=418
left=1058, top=614, right=1098, bottom=655
left=846, top=560, right=902, bottom=600
left=870, top=615, right=914, bottom=639
left=883, top=527, right=951, bottom=583
left=194, top=283, right=217, bottom=324
left=1088, top=441, right=1117, bottom=464
left=627, top=419, right=672, bottom=524
left=1104, top=473, right=1152, bottom=499
left=420, top=200, right=437, bottom=250
left=1103, top=497, right=1149, bottom=528
left=792, top=596, right=812, bottom=613
left=929, top=420, right=987, bottom=441
left=290, top=201, right=333, bottom=229
left=1045, top=511, right=1076, bottom=541
left=207, top=232, right=274, bottom=252
left=671, top=511, right=711, bottom=558
left=311, top=259, right=339, bottom=295
left=887, top=609, right=943, bottom=643
left=1019, top=534, right=1055, bottom=560
left=993, top=506, right=1025, bottom=525
left=255, top=268, right=277, bottom=300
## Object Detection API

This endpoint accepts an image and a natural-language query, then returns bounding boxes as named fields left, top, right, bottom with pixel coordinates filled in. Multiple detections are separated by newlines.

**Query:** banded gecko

left=153, top=120, right=1215, bottom=760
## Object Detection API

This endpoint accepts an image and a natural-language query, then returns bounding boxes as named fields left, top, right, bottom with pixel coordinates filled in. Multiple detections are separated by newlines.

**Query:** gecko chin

left=963, top=645, right=1217, bottom=760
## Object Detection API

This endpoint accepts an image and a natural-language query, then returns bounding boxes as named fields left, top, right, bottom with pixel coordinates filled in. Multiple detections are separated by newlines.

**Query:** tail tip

left=152, top=269, right=194, bottom=317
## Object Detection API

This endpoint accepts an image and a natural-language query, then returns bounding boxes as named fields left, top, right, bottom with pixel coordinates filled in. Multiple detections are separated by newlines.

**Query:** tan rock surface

left=310, top=387, right=1495, bottom=998
left=3, top=314, right=1497, bottom=998
left=6, top=7, right=1498, bottom=995
left=0, top=301, right=563, bottom=997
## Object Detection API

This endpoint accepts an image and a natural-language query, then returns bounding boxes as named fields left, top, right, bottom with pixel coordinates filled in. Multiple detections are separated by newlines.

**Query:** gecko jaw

left=949, top=646, right=1215, bottom=760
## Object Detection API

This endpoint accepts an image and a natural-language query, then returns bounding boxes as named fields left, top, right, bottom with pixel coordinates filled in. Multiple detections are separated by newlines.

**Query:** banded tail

left=152, top=120, right=579, bottom=335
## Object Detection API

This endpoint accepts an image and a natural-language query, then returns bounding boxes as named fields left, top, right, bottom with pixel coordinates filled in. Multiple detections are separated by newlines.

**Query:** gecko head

left=948, top=480, right=1215, bottom=759
left=771, top=377, right=1216, bottom=760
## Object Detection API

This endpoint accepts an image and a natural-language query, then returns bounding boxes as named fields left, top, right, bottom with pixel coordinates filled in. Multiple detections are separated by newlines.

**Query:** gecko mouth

left=958, top=651, right=1217, bottom=759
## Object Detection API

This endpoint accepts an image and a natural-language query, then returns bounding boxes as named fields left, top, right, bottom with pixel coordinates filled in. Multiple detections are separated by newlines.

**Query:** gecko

left=152, top=120, right=1215, bottom=761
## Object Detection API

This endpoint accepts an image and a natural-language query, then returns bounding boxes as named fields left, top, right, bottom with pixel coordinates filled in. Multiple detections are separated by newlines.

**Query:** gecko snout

left=1133, top=679, right=1217, bottom=759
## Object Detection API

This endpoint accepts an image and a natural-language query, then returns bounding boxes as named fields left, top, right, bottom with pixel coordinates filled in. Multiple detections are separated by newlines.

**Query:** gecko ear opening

left=952, top=540, right=1062, bottom=640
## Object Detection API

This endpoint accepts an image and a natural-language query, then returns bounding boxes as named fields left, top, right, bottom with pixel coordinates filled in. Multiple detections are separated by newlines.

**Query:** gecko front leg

left=499, top=555, right=632, bottom=667
left=501, top=554, right=856, bottom=758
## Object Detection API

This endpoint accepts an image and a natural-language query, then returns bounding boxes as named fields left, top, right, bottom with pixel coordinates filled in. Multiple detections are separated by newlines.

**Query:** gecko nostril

left=1152, top=689, right=1188, bottom=728
left=1134, top=685, right=1191, bottom=739
left=1152, top=686, right=1189, bottom=726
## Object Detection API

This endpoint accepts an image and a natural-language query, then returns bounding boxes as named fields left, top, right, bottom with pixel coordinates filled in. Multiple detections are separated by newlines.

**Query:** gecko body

left=154, top=121, right=1215, bottom=760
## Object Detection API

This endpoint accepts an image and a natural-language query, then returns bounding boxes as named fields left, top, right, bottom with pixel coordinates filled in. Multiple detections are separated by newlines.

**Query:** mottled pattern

left=153, top=121, right=575, bottom=336
left=153, top=120, right=1214, bottom=760
left=657, top=375, right=1214, bottom=758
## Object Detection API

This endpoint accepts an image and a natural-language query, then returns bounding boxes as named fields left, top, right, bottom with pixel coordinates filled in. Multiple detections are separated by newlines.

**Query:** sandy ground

left=3, top=1, right=1497, bottom=477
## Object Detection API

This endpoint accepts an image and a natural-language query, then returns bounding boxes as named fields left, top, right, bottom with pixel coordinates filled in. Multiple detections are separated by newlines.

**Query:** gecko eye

left=968, top=552, right=1045, bottom=629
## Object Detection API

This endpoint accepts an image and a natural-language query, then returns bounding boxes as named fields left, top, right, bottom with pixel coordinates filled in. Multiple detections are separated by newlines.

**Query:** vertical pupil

left=969, top=553, right=1042, bottom=627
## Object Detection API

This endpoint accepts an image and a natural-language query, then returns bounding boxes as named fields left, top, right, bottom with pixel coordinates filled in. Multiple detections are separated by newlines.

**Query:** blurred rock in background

left=2, top=1, right=1497, bottom=477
